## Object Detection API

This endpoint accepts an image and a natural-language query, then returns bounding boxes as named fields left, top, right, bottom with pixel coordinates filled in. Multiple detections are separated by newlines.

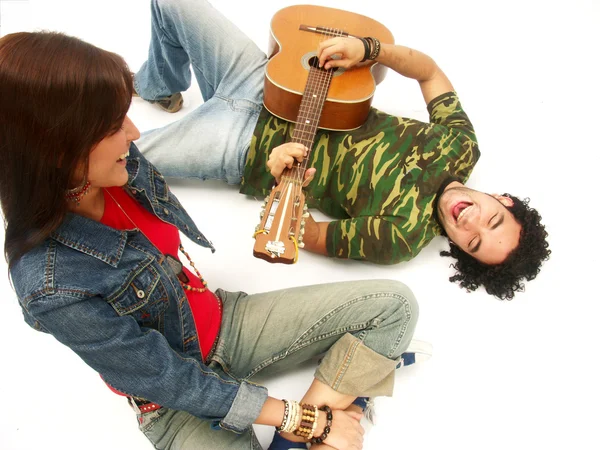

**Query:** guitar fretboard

left=286, top=52, right=336, bottom=182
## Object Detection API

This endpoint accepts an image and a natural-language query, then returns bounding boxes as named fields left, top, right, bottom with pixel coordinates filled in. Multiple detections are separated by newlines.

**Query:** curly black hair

left=440, top=195, right=550, bottom=300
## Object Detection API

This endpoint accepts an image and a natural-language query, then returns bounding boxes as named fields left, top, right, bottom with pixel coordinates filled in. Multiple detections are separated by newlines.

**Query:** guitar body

left=264, top=5, right=395, bottom=131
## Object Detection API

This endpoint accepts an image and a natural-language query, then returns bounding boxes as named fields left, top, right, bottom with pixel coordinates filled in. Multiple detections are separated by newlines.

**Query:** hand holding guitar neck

left=267, top=143, right=316, bottom=186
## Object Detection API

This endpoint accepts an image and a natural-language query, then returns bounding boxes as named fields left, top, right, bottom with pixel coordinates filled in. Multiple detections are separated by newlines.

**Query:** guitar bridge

left=265, top=240, right=286, bottom=258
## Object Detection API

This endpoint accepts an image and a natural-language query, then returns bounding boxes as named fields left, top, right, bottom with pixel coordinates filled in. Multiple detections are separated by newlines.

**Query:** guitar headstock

left=253, top=170, right=308, bottom=264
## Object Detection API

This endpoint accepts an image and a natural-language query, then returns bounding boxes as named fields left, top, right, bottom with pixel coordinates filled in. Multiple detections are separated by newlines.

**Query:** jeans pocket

left=229, top=98, right=262, bottom=114
left=138, top=407, right=168, bottom=433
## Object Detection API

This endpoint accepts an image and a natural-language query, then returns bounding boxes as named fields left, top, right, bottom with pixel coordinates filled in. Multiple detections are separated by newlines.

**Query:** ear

left=492, top=194, right=514, bottom=208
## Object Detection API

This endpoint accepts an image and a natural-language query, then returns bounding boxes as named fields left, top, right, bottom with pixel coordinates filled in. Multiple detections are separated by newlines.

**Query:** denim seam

left=192, top=61, right=216, bottom=100
left=244, top=291, right=398, bottom=378
left=44, top=240, right=56, bottom=293
left=244, top=320, right=371, bottom=379
left=219, top=95, right=263, bottom=114
left=210, top=352, right=266, bottom=397
left=139, top=408, right=168, bottom=435
left=151, top=256, right=195, bottom=352
left=50, top=233, right=126, bottom=267
left=150, top=169, right=169, bottom=202
left=332, top=339, right=361, bottom=391
left=155, top=33, right=170, bottom=100
left=289, top=292, right=392, bottom=350
left=387, top=294, right=413, bottom=359
left=22, top=288, right=95, bottom=307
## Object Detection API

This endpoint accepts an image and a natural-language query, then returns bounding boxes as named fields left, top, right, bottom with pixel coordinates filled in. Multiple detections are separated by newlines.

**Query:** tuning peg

left=298, top=242, right=305, bottom=249
left=303, top=204, right=308, bottom=211
left=260, top=211, right=265, bottom=219
left=300, top=227, right=305, bottom=236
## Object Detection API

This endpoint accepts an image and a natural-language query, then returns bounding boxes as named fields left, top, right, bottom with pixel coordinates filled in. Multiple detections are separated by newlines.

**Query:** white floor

left=1, top=0, right=599, bottom=449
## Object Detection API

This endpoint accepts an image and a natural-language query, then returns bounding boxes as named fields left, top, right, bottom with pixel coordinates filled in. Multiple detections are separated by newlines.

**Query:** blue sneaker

left=398, top=339, right=433, bottom=368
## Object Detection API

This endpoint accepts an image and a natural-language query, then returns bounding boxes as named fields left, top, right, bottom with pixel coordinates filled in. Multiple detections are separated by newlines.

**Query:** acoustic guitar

left=253, top=5, right=394, bottom=264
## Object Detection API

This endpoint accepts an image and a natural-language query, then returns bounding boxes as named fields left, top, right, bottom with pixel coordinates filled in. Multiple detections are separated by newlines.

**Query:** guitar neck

left=285, top=64, right=334, bottom=179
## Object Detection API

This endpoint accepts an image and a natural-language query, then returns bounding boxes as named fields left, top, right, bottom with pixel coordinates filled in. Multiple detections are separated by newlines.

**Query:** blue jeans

left=135, top=0, right=266, bottom=184
left=135, top=279, right=419, bottom=449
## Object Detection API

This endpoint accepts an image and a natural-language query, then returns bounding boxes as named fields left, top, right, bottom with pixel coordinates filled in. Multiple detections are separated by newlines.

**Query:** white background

left=1, top=0, right=599, bottom=449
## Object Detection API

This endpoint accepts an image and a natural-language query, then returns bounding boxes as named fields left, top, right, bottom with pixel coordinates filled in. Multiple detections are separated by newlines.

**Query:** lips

left=451, top=201, right=472, bottom=222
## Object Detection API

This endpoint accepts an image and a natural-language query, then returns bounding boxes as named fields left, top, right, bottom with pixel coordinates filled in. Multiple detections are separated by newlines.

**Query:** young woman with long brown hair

left=0, top=27, right=419, bottom=450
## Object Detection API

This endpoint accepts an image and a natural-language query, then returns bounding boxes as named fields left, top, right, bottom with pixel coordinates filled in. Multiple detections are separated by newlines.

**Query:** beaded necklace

left=104, top=188, right=208, bottom=293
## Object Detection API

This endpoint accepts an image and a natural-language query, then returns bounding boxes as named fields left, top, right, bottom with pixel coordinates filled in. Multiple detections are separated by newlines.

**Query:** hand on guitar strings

left=266, top=142, right=316, bottom=187
left=317, top=37, right=366, bottom=71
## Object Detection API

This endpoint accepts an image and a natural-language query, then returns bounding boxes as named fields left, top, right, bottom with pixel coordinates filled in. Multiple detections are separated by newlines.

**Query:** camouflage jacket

left=240, top=92, right=480, bottom=264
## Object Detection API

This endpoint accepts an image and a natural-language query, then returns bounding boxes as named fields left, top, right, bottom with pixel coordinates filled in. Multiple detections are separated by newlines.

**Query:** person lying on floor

left=133, top=0, right=550, bottom=300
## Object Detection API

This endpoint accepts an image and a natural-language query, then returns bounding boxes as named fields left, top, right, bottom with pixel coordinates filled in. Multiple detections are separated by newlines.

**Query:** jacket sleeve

left=24, top=291, right=267, bottom=433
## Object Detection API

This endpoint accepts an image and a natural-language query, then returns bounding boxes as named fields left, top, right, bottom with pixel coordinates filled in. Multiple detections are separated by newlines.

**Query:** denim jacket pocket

left=106, top=263, right=169, bottom=326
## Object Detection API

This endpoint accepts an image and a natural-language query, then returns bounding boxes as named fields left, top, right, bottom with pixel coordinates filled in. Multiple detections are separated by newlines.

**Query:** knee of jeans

left=379, top=279, right=419, bottom=327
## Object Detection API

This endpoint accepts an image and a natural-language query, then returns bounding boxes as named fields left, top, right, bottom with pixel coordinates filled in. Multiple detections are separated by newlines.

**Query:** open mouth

left=117, top=151, right=129, bottom=163
left=451, top=201, right=472, bottom=223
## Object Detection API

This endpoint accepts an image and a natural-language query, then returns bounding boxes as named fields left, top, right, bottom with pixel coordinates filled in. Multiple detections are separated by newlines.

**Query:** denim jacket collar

left=50, top=143, right=213, bottom=267
left=51, top=214, right=128, bottom=268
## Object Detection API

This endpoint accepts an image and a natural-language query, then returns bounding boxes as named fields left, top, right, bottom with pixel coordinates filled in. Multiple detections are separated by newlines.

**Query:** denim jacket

left=10, top=144, right=267, bottom=433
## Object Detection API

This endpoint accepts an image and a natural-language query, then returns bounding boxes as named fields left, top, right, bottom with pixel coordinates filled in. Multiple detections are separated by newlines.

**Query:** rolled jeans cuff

left=315, top=333, right=398, bottom=397
left=220, top=381, right=268, bottom=433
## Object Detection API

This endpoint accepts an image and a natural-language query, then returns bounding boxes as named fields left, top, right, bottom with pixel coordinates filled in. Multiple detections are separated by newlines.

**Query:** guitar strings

left=289, top=26, right=339, bottom=189
left=287, top=26, right=339, bottom=221
left=286, top=27, right=331, bottom=194
left=277, top=26, right=341, bottom=239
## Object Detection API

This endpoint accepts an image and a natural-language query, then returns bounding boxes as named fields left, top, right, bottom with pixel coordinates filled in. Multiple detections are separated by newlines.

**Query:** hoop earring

left=65, top=179, right=91, bottom=206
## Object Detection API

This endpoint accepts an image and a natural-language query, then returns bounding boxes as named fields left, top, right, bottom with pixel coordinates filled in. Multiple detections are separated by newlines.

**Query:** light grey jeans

left=134, top=0, right=266, bottom=184
left=136, top=279, right=418, bottom=449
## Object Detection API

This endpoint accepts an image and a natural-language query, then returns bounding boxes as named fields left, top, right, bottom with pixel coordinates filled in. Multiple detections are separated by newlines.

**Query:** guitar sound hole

left=308, top=55, right=338, bottom=72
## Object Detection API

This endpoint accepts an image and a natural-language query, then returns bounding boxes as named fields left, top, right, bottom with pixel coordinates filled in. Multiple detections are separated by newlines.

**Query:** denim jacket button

left=163, top=208, right=169, bottom=215
left=136, top=289, right=145, bottom=299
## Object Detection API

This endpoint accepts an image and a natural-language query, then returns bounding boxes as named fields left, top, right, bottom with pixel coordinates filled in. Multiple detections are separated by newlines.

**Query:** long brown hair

left=0, top=32, right=132, bottom=266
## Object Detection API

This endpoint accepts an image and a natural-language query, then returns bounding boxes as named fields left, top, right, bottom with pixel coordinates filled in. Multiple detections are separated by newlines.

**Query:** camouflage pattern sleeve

left=326, top=215, right=437, bottom=265
left=427, top=92, right=477, bottom=141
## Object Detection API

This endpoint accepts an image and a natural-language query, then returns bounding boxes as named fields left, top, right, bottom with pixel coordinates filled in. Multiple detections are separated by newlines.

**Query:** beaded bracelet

left=277, top=400, right=302, bottom=434
left=276, top=399, right=290, bottom=432
left=310, top=405, right=333, bottom=445
left=293, top=403, right=318, bottom=439
left=367, top=37, right=381, bottom=60
left=286, top=401, right=301, bottom=434
left=308, top=407, right=320, bottom=440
